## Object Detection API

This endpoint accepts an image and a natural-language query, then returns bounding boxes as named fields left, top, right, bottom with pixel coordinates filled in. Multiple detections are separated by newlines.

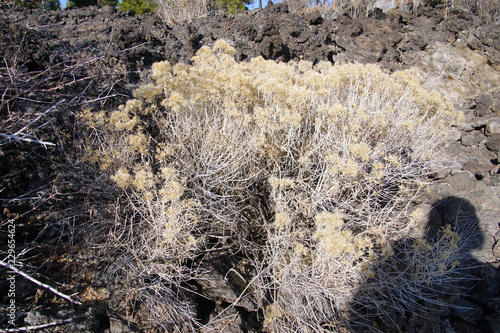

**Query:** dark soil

left=0, top=2, right=499, bottom=332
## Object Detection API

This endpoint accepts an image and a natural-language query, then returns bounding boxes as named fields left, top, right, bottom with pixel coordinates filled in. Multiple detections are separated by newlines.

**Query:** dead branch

left=0, top=318, right=74, bottom=332
left=0, top=260, right=82, bottom=306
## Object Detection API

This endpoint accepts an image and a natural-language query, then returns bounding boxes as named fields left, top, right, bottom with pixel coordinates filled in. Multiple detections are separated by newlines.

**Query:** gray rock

left=486, top=117, right=500, bottom=136
left=431, top=160, right=462, bottom=179
left=451, top=297, right=484, bottom=325
left=24, top=306, right=104, bottom=333
left=487, top=310, right=500, bottom=333
left=474, top=94, right=494, bottom=117
left=470, top=147, right=497, bottom=165
left=461, top=131, right=487, bottom=146
left=486, top=134, right=500, bottom=153
left=440, top=319, right=457, bottom=333
left=444, top=144, right=496, bottom=172
left=463, top=161, right=491, bottom=178
left=427, top=170, right=500, bottom=263
left=440, top=170, right=477, bottom=194
left=482, top=176, right=500, bottom=187
left=198, top=258, right=258, bottom=311
left=448, top=128, right=462, bottom=141
left=460, top=113, right=490, bottom=131
left=199, top=305, right=244, bottom=333
left=109, top=313, right=139, bottom=333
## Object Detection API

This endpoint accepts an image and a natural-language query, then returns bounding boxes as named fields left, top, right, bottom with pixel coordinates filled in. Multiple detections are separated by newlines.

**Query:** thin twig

left=78, top=94, right=122, bottom=105
left=13, top=99, right=65, bottom=136
left=0, top=95, right=54, bottom=104
left=0, top=260, right=82, bottom=306
left=4, top=59, right=15, bottom=86
left=0, top=133, right=55, bottom=147
left=0, top=318, right=74, bottom=332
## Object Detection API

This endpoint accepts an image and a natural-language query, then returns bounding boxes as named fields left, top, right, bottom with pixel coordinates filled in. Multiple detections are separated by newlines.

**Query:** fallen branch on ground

left=0, top=318, right=74, bottom=332
left=0, top=259, right=82, bottom=306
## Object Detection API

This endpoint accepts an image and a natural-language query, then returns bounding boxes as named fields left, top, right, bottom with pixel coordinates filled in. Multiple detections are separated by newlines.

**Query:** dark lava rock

left=451, top=297, right=484, bottom=326
left=24, top=306, right=108, bottom=333
left=306, top=10, right=323, bottom=25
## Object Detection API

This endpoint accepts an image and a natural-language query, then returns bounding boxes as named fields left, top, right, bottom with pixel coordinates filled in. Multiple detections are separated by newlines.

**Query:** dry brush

left=80, top=40, right=472, bottom=331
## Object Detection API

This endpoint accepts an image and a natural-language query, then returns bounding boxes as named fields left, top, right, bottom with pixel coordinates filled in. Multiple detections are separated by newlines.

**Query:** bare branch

left=0, top=133, right=55, bottom=146
left=0, top=260, right=82, bottom=306
left=12, top=99, right=65, bottom=136
left=0, top=318, right=74, bottom=332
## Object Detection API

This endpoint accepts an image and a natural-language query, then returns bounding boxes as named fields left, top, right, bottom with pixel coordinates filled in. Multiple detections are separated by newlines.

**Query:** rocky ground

left=0, top=2, right=499, bottom=332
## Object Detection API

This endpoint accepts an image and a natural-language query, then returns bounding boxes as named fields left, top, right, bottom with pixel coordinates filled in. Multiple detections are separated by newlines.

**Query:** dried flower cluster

left=80, top=40, right=467, bottom=331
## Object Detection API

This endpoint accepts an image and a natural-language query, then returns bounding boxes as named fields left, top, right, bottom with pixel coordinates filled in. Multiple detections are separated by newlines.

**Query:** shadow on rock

left=348, top=196, right=490, bottom=333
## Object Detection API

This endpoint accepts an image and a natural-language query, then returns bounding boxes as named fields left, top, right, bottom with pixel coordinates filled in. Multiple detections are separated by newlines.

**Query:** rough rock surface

left=0, top=3, right=499, bottom=332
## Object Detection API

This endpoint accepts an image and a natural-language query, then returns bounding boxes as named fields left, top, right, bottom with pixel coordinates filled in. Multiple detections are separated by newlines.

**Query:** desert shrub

left=448, top=0, right=500, bottom=21
left=284, top=0, right=424, bottom=17
left=307, top=0, right=500, bottom=20
left=0, top=0, right=61, bottom=10
left=80, top=40, right=467, bottom=330
left=154, top=0, right=209, bottom=24
left=155, top=0, right=248, bottom=25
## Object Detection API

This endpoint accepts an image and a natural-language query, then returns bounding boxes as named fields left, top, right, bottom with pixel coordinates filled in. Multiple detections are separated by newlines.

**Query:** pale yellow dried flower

left=350, top=142, right=371, bottom=162
left=213, top=39, right=236, bottom=56
left=410, top=207, right=427, bottom=224
left=133, top=168, right=154, bottom=191
left=128, top=132, right=148, bottom=154
left=275, top=212, right=291, bottom=229
left=160, top=181, right=184, bottom=201
left=109, top=110, right=139, bottom=131
left=134, top=85, right=163, bottom=103
left=111, top=168, right=132, bottom=188
left=151, top=61, right=172, bottom=83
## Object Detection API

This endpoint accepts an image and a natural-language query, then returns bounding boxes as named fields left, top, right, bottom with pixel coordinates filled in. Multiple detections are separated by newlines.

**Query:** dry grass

left=284, top=0, right=499, bottom=20
left=451, top=0, right=500, bottom=21
left=156, top=0, right=212, bottom=25
left=284, top=0, right=424, bottom=17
